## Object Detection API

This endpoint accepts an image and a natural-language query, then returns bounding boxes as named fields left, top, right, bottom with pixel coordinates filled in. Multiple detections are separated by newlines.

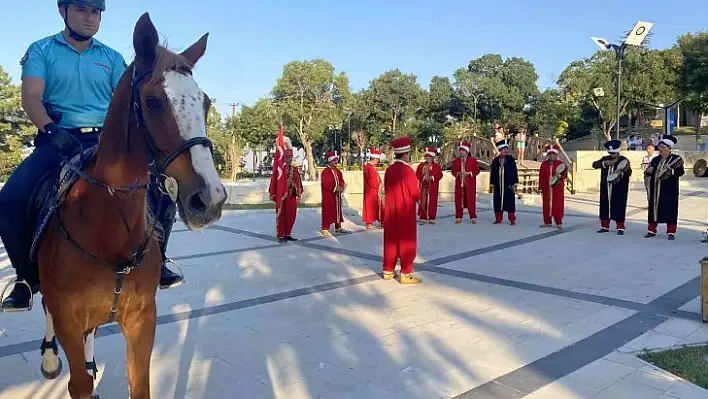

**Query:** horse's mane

left=148, top=43, right=195, bottom=85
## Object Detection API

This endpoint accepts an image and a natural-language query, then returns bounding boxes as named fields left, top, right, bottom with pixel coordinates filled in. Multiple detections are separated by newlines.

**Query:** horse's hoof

left=40, top=357, right=62, bottom=380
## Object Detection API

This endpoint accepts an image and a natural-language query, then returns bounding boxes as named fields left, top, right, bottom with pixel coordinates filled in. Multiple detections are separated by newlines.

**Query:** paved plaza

left=2, top=181, right=708, bottom=398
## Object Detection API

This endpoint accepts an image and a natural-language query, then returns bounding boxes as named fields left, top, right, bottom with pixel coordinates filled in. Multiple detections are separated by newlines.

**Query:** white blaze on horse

left=36, top=13, right=225, bottom=399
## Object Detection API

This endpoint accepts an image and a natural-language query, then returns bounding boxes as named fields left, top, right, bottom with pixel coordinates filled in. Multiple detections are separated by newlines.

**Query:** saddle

left=29, top=145, right=99, bottom=263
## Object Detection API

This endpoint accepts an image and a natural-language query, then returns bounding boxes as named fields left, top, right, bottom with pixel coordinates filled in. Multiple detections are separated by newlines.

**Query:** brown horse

left=35, top=13, right=226, bottom=399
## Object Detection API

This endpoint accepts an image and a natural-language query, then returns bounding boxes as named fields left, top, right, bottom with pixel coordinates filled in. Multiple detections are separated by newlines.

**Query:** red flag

left=274, top=123, right=285, bottom=181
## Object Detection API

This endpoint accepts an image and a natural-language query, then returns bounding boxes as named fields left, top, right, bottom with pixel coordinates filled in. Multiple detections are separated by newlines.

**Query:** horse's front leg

left=120, top=302, right=156, bottom=399
left=50, top=308, right=96, bottom=399
left=84, top=327, right=99, bottom=398
left=40, top=298, right=62, bottom=380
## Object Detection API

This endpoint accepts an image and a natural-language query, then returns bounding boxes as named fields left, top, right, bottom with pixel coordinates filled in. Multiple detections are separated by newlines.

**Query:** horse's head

left=130, top=13, right=226, bottom=231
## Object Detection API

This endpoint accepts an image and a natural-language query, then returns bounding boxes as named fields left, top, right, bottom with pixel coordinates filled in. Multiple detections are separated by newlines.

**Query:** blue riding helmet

left=57, top=0, right=105, bottom=11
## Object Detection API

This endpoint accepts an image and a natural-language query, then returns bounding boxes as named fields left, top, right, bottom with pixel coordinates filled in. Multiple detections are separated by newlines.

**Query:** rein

left=55, top=65, right=213, bottom=323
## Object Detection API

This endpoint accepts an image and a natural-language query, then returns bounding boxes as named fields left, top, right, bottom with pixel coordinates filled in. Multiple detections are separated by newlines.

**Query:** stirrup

left=161, top=258, right=185, bottom=288
left=0, top=279, right=34, bottom=312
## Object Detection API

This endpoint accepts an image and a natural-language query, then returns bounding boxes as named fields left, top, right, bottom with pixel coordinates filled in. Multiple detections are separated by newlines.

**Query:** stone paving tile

left=0, top=271, right=643, bottom=398
left=215, top=208, right=367, bottom=241
left=436, top=223, right=704, bottom=305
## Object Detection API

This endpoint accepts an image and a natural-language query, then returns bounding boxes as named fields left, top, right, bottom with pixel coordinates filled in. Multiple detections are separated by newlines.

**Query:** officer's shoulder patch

left=19, top=52, right=28, bottom=66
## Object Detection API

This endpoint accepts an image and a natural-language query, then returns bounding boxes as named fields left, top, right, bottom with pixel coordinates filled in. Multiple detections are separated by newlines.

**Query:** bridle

left=56, top=64, right=214, bottom=323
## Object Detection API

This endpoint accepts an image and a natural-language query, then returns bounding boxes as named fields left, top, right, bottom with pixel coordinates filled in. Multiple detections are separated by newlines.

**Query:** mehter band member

left=382, top=137, right=422, bottom=284
left=320, top=150, right=346, bottom=237
left=269, top=138, right=303, bottom=242
left=363, top=148, right=384, bottom=230
left=592, top=139, right=631, bottom=235
left=451, top=141, right=480, bottom=224
left=490, top=140, right=518, bottom=224
left=645, top=135, right=684, bottom=240
left=538, top=144, right=567, bottom=229
left=416, top=147, right=443, bottom=224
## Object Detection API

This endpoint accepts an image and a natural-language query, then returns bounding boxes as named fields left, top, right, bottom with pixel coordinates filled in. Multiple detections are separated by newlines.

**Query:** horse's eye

left=145, top=96, right=161, bottom=110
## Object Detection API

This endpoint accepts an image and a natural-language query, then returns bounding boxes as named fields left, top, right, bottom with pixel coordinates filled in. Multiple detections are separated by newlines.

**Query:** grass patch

left=638, top=345, right=708, bottom=389
left=223, top=202, right=321, bottom=211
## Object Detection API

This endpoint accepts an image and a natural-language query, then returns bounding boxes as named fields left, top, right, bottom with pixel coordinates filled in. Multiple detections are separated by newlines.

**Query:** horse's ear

left=181, top=33, right=209, bottom=64
left=133, top=12, right=158, bottom=65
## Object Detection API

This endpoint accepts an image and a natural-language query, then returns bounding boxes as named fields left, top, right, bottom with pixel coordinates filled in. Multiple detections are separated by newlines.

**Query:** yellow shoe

left=319, top=230, right=331, bottom=237
left=366, top=224, right=373, bottom=230
left=382, top=271, right=395, bottom=280
left=455, top=218, right=462, bottom=224
left=399, top=273, right=422, bottom=284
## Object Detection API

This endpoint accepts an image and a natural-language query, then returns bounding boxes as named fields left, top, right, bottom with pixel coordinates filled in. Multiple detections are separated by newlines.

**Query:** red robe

left=451, top=156, right=480, bottom=220
left=321, top=166, right=345, bottom=230
left=362, top=162, right=384, bottom=224
left=269, top=164, right=304, bottom=238
left=538, top=159, right=566, bottom=225
left=416, top=161, right=443, bottom=220
left=383, top=160, right=420, bottom=275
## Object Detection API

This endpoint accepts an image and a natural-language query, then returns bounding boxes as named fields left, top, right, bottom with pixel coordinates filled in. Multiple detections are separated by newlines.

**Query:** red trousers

left=276, top=197, right=298, bottom=238
left=648, top=222, right=677, bottom=235
left=455, top=191, right=477, bottom=220
left=495, top=212, right=516, bottom=222
left=383, top=238, right=416, bottom=274
left=601, top=219, right=625, bottom=230
left=542, top=194, right=563, bottom=225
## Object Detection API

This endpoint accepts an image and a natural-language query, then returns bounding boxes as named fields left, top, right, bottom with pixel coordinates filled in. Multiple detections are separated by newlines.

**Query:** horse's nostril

left=188, top=192, right=207, bottom=213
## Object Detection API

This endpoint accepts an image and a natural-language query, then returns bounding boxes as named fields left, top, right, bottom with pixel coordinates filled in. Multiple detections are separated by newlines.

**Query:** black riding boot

left=157, top=193, right=183, bottom=289
left=1, top=279, right=38, bottom=312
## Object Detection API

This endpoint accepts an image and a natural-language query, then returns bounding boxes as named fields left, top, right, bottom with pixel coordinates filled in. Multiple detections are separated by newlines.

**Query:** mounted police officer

left=0, top=0, right=184, bottom=312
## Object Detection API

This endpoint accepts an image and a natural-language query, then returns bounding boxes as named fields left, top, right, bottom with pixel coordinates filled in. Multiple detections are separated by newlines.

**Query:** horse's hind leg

left=121, top=304, right=156, bottom=399
left=40, top=298, right=62, bottom=380
left=52, top=312, right=95, bottom=398
left=84, top=327, right=99, bottom=398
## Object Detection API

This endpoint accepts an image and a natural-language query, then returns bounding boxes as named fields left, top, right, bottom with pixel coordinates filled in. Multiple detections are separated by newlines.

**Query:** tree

left=272, top=59, right=350, bottom=180
left=677, top=32, right=708, bottom=139
left=558, top=48, right=682, bottom=141
left=0, top=66, right=33, bottom=180
left=453, top=54, right=539, bottom=129
left=367, top=69, right=424, bottom=138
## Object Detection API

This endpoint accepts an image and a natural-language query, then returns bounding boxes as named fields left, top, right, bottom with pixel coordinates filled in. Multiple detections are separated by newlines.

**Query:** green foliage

left=0, top=66, right=33, bottom=180
left=677, top=32, right=708, bottom=135
left=271, top=58, right=351, bottom=180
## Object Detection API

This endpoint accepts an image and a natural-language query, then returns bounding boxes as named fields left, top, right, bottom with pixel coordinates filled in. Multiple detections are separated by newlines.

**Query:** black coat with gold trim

left=647, top=153, right=684, bottom=225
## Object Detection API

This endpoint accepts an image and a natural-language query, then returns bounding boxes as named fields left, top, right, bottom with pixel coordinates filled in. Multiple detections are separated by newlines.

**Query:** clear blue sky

left=2, top=0, right=706, bottom=117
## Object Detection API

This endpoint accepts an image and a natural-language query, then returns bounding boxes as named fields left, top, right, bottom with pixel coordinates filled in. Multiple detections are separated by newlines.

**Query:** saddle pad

left=29, top=145, right=98, bottom=262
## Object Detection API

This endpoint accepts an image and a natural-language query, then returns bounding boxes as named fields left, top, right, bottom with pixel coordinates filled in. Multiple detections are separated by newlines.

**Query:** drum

left=549, top=163, right=567, bottom=186
left=693, top=159, right=708, bottom=178
left=606, top=159, right=629, bottom=184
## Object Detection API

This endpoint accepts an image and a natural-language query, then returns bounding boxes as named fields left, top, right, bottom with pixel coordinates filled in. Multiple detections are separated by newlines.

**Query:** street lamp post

left=591, top=20, right=654, bottom=140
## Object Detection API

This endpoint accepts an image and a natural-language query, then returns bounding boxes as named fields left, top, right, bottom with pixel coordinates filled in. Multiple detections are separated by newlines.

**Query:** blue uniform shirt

left=20, top=32, right=127, bottom=130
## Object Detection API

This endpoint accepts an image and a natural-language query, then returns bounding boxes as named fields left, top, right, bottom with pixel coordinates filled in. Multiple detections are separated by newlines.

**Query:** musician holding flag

left=320, top=150, right=347, bottom=237
left=645, top=135, right=684, bottom=240
left=416, top=147, right=443, bottom=224
left=538, top=144, right=567, bottom=229
left=362, top=148, right=384, bottom=230
left=451, top=142, right=480, bottom=224
left=490, top=140, right=519, bottom=224
left=269, top=130, right=303, bottom=242
left=592, top=140, right=631, bottom=235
